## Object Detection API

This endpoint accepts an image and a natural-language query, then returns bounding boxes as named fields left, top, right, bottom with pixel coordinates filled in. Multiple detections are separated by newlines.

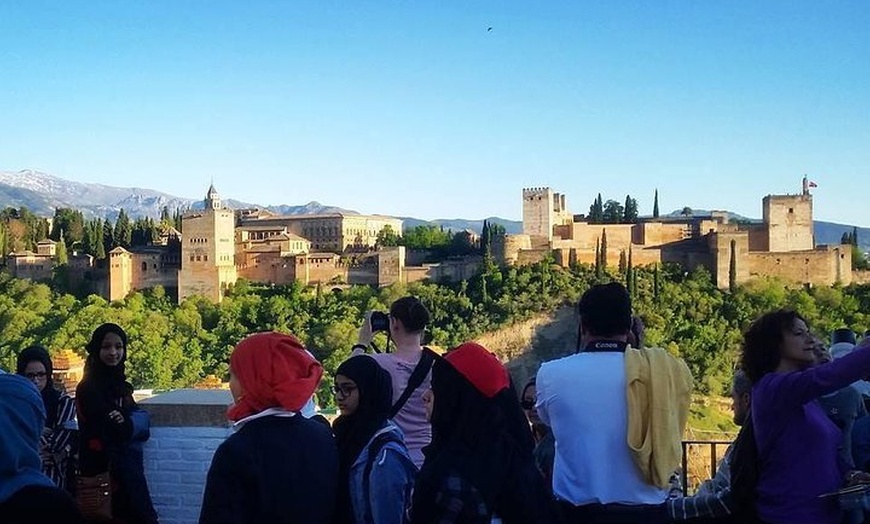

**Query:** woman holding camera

left=353, top=296, right=433, bottom=469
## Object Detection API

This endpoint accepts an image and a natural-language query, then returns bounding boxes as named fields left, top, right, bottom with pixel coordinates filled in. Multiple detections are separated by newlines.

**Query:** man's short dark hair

left=577, top=282, right=632, bottom=338
left=732, top=369, right=752, bottom=398
left=390, top=296, right=430, bottom=334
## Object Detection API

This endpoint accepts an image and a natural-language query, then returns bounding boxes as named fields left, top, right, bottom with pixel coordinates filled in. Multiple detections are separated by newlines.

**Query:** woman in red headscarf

left=410, top=342, right=557, bottom=524
left=199, top=332, right=339, bottom=524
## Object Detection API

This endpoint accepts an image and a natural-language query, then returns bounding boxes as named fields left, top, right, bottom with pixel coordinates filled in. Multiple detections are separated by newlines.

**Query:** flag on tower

left=808, top=180, right=818, bottom=188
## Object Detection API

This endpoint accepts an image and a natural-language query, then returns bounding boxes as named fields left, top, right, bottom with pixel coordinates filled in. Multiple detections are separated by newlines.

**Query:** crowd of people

left=4, top=286, right=870, bottom=523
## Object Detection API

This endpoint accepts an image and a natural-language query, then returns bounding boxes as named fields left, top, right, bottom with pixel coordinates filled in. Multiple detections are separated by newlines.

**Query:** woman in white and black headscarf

left=16, top=345, right=77, bottom=490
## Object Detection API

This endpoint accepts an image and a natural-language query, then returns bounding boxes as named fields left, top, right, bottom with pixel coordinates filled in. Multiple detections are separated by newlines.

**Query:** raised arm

left=763, top=339, right=870, bottom=407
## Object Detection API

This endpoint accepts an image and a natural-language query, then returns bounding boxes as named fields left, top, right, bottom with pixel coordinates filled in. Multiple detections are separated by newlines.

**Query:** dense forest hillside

left=2, top=260, right=869, bottom=409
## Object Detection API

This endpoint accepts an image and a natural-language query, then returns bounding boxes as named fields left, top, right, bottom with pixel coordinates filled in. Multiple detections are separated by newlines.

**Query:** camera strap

left=389, top=348, right=436, bottom=419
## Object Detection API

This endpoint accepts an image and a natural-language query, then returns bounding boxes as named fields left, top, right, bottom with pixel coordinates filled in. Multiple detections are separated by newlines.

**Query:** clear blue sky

left=1, top=2, right=868, bottom=225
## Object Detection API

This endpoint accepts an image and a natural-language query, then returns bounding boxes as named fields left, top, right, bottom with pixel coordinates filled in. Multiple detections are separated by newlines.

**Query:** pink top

left=370, top=352, right=432, bottom=468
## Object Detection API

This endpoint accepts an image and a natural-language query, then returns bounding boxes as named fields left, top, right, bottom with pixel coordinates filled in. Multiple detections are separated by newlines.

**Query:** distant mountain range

left=0, top=170, right=358, bottom=220
left=1, top=169, right=867, bottom=252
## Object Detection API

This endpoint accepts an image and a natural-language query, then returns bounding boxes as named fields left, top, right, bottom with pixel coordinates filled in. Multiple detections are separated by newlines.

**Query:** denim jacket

left=349, top=421, right=417, bottom=524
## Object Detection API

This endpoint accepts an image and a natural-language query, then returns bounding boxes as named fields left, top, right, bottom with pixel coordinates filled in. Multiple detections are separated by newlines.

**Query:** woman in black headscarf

left=333, top=355, right=416, bottom=524
left=410, top=343, right=556, bottom=524
left=16, top=346, right=77, bottom=491
left=76, top=323, right=158, bottom=524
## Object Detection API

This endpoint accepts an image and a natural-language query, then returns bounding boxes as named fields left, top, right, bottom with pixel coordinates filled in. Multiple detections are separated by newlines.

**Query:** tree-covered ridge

left=2, top=261, right=870, bottom=407
left=1, top=205, right=183, bottom=260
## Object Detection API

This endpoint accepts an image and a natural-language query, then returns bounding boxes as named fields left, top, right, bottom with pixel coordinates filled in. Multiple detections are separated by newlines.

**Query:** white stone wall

left=143, top=426, right=232, bottom=524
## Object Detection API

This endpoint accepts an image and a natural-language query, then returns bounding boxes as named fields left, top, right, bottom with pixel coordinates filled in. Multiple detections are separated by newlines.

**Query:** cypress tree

left=102, top=219, right=114, bottom=253
left=653, top=189, right=660, bottom=219
left=94, top=222, right=106, bottom=260
left=595, top=238, right=602, bottom=277
left=600, top=229, right=608, bottom=269
left=729, top=239, right=737, bottom=292
left=56, top=234, right=69, bottom=265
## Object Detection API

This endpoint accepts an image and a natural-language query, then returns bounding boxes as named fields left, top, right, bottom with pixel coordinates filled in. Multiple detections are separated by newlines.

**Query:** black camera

left=370, top=311, right=390, bottom=333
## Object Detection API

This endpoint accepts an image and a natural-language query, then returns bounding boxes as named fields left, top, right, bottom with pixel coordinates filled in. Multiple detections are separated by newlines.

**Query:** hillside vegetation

left=2, top=259, right=870, bottom=411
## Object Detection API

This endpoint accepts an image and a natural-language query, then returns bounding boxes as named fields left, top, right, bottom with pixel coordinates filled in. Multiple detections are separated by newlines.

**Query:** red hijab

left=227, top=332, right=323, bottom=422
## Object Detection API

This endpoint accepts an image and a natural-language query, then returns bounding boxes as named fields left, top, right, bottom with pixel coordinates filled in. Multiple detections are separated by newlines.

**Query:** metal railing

left=680, top=439, right=733, bottom=496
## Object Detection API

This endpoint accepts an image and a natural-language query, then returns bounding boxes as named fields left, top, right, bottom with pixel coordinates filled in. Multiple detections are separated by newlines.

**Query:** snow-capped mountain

left=0, top=169, right=355, bottom=220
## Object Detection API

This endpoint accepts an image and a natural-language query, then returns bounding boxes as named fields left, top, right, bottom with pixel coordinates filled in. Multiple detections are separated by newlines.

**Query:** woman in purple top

left=740, top=310, right=870, bottom=524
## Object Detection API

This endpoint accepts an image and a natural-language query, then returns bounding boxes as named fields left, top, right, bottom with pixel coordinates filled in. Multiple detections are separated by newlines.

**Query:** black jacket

left=199, top=414, right=339, bottom=524
left=0, top=485, right=85, bottom=524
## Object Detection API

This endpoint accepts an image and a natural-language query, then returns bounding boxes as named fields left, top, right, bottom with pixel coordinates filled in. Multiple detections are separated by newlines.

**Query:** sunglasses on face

left=332, top=384, right=358, bottom=398
left=25, top=371, right=48, bottom=380
left=520, top=399, right=535, bottom=410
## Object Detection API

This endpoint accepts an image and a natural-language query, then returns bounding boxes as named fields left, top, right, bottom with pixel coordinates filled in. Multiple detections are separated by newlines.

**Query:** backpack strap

left=361, top=432, right=403, bottom=523
left=389, top=348, right=436, bottom=419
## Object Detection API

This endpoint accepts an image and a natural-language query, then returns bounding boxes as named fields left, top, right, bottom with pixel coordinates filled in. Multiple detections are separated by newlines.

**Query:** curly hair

left=740, top=309, right=808, bottom=384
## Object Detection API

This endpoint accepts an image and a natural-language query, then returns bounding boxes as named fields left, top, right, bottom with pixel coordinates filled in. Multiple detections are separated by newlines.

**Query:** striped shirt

left=667, top=445, right=733, bottom=521
left=40, top=393, right=77, bottom=489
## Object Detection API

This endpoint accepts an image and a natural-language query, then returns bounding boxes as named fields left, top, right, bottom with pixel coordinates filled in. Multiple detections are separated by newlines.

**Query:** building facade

left=504, top=181, right=851, bottom=289
left=177, top=185, right=238, bottom=303
left=237, top=213, right=403, bottom=253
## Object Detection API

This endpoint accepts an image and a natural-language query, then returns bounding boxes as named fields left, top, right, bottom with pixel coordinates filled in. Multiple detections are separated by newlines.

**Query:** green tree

left=375, top=225, right=401, bottom=248
left=842, top=232, right=852, bottom=245
left=114, top=209, right=132, bottom=248
left=56, top=235, right=69, bottom=265
left=853, top=245, right=869, bottom=270
left=102, top=219, right=114, bottom=255
left=653, top=189, right=660, bottom=219
left=0, top=221, right=7, bottom=257
left=600, top=229, right=608, bottom=269
left=50, top=208, right=85, bottom=247
left=729, top=240, right=738, bottom=292
left=402, top=225, right=452, bottom=250
left=594, top=238, right=602, bottom=278
left=449, top=231, right=476, bottom=256
left=93, top=221, right=107, bottom=259
left=588, top=194, right=604, bottom=224
left=623, top=195, right=639, bottom=223
left=602, top=200, right=624, bottom=224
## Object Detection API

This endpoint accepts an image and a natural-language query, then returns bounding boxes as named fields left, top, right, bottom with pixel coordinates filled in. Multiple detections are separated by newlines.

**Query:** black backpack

left=729, top=412, right=761, bottom=523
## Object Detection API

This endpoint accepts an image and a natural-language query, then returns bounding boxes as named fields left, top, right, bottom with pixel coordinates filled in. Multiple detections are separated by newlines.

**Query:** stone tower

left=522, top=187, right=569, bottom=241
left=763, top=193, right=813, bottom=252
left=108, top=247, right=133, bottom=301
left=177, top=184, right=238, bottom=303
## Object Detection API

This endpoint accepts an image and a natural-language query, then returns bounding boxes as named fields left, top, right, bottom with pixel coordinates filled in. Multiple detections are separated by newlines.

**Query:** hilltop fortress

left=496, top=181, right=852, bottom=289
left=102, top=185, right=477, bottom=302
left=4, top=181, right=856, bottom=302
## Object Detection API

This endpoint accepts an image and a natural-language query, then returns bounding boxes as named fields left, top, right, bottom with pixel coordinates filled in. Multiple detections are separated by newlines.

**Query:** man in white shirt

left=536, top=282, right=671, bottom=524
